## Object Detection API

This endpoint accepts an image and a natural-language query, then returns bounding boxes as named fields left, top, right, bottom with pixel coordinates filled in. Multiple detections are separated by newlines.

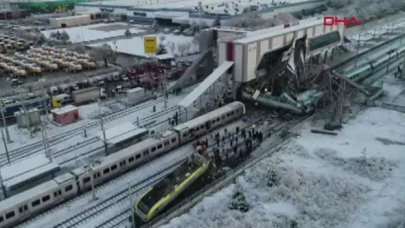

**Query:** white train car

left=73, top=137, right=166, bottom=191
left=0, top=102, right=245, bottom=228
left=173, top=101, right=246, bottom=143
left=0, top=173, right=77, bottom=228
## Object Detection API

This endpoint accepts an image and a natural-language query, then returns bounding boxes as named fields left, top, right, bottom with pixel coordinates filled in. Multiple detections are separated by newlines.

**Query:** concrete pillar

left=402, top=54, right=405, bottom=78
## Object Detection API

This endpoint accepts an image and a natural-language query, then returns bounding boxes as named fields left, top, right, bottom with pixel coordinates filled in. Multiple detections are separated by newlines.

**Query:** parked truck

left=72, top=87, right=106, bottom=104
left=126, top=87, right=151, bottom=105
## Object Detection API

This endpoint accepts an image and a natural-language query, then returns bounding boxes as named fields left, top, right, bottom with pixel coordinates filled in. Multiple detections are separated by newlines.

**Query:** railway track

left=95, top=115, right=309, bottom=228
left=0, top=104, right=184, bottom=167
left=52, top=159, right=186, bottom=228
left=0, top=87, right=195, bottom=166
left=48, top=111, right=265, bottom=228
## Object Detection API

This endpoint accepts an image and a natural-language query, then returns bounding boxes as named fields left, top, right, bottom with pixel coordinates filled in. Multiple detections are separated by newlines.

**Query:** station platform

left=0, top=153, right=60, bottom=198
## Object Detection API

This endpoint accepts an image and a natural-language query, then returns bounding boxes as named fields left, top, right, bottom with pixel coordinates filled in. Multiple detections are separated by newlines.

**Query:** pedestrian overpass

left=178, top=61, right=234, bottom=120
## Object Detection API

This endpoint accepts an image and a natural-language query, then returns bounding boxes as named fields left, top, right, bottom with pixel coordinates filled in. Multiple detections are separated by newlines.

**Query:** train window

left=65, top=185, right=73, bottom=192
left=0, top=216, right=3, bottom=223
left=54, top=190, right=62, bottom=197
left=231, top=111, right=234, bottom=115
left=83, top=177, right=91, bottom=183
left=129, top=157, right=135, bottom=162
left=120, top=161, right=126, bottom=166
left=18, top=205, right=28, bottom=213
left=135, top=154, right=141, bottom=159
left=164, top=140, right=169, bottom=146
left=42, top=195, right=50, bottom=202
left=103, top=168, right=110, bottom=174
left=157, top=144, right=162, bottom=149
left=32, top=199, right=40, bottom=207
left=5, top=211, right=14, bottom=219
left=111, top=165, right=117, bottom=170
left=183, top=133, right=187, bottom=137
left=171, top=138, right=176, bottom=143
left=151, top=147, right=156, bottom=152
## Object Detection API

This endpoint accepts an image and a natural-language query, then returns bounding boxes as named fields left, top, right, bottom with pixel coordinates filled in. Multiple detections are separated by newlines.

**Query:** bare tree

left=184, top=42, right=192, bottom=55
left=15, top=30, right=47, bottom=44
left=168, top=41, right=176, bottom=55
left=192, top=32, right=200, bottom=46
left=177, top=43, right=187, bottom=57
left=60, top=31, right=70, bottom=43
left=89, top=43, right=114, bottom=67
left=71, top=44, right=87, bottom=54
left=159, top=34, right=166, bottom=43
left=124, top=28, right=131, bottom=36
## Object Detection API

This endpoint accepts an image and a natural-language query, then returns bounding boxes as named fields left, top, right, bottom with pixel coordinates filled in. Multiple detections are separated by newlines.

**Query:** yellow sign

left=144, top=36, right=157, bottom=54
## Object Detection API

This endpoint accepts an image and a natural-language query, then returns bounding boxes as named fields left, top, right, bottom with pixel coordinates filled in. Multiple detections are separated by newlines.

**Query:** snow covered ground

left=88, top=33, right=199, bottom=58
left=162, top=106, right=405, bottom=228
left=41, top=23, right=146, bottom=43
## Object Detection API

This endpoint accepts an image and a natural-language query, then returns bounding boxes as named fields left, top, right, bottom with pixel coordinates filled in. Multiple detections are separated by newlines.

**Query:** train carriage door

left=205, top=121, right=211, bottom=130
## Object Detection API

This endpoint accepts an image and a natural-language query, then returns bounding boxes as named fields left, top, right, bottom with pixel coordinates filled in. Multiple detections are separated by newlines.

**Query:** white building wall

left=286, top=33, right=294, bottom=44
left=259, top=40, right=269, bottom=57
left=218, top=18, right=345, bottom=83
left=314, top=25, right=324, bottom=36
left=246, top=43, right=258, bottom=82
left=218, top=42, right=226, bottom=65
left=217, top=31, right=244, bottom=40
left=272, top=35, right=284, bottom=50
left=234, top=44, right=243, bottom=82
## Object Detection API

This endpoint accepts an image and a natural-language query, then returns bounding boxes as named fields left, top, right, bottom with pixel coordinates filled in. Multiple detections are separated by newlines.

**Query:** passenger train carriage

left=0, top=101, right=245, bottom=228
left=343, top=45, right=405, bottom=83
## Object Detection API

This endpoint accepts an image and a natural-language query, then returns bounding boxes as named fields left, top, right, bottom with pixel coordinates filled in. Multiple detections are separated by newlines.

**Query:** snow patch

left=313, top=148, right=396, bottom=181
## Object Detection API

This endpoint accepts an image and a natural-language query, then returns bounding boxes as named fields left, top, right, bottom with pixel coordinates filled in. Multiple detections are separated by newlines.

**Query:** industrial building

left=75, top=0, right=325, bottom=25
left=49, top=14, right=92, bottom=28
left=51, top=105, right=79, bottom=125
left=176, top=17, right=345, bottom=115
left=217, top=17, right=344, bottom=83
left=0, top=1, right=29, bottom=19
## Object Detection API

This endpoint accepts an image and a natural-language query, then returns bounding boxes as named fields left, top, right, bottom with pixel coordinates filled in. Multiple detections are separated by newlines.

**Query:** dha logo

left=324, top=16, right=361, bottom=27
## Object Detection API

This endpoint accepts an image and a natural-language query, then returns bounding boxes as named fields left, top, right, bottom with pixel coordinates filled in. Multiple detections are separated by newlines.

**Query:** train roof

left=0, top=180, right=59, bottom=213
left=173, top=101, right=244, bottom=132
left=71, top=138, right=162, bottom=176
left=1, top=154, right=60, bottom=191
left=98, top=122, right=148, bottom=145
left=54, top=173, right=75, bottom=184
left=102, top=138, right=162, bottom=165
left=161, top=130, right=176, bottom=138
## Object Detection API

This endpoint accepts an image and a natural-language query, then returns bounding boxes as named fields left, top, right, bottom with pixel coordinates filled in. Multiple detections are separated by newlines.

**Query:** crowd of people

left=193, top=124, right=266, bottom=167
